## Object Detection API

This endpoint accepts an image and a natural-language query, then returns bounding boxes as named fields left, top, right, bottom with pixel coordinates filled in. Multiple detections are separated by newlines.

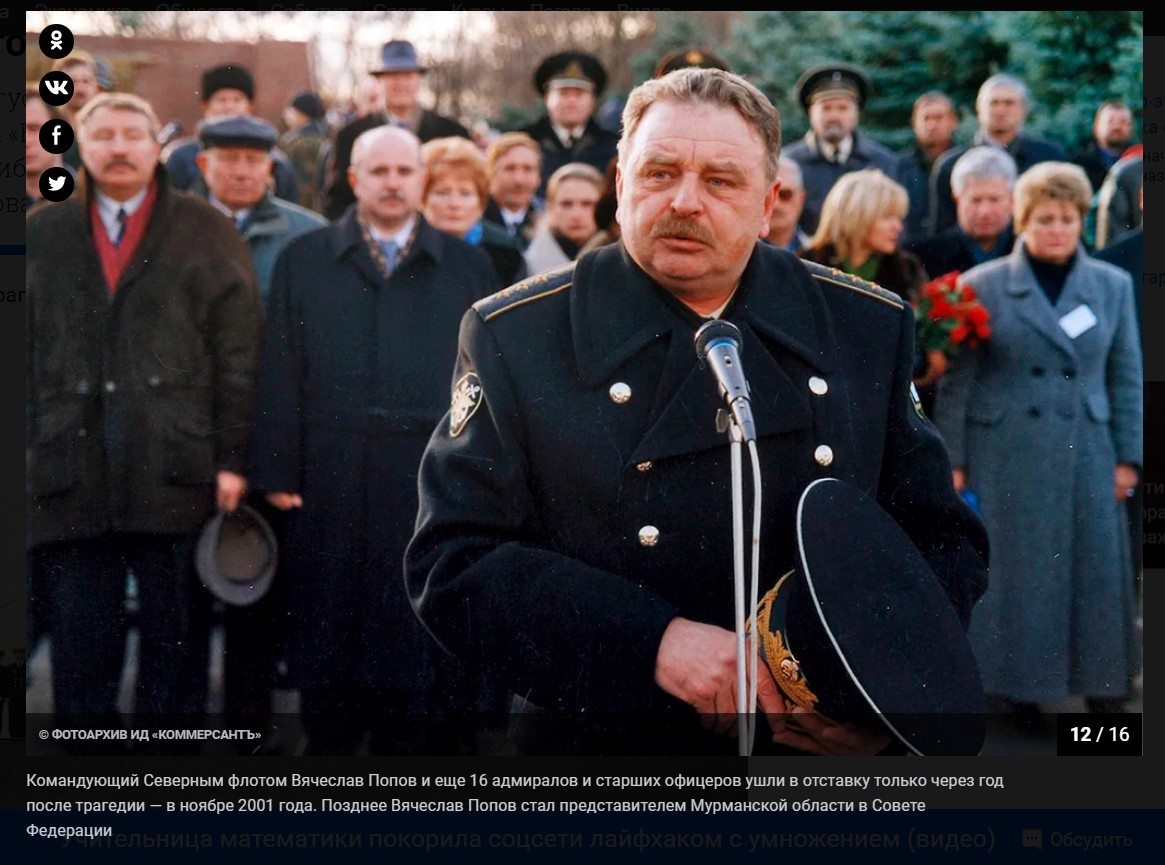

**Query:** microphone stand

left=718, top=409, right=760, bottom=756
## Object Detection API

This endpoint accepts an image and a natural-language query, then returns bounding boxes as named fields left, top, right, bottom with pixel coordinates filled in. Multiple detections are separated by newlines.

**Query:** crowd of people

left=23, top=36, right=1143, bottom=756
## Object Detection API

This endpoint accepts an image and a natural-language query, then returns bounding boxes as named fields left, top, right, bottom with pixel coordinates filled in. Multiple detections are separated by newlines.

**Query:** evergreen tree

left=724, top=12, right=845, bottom=143
left=838, top=11, right=1008, bottom=150
left=993, top=11, right=1143, bottom=152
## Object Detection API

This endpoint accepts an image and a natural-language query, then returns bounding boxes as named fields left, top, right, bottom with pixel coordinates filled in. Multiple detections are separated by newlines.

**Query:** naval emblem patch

left=449, top=373, right=483, bottom=438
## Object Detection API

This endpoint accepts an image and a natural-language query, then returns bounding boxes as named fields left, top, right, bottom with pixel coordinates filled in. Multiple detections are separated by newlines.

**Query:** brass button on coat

left=609, top=382, right=632, bottom=404
left=636, top=461, right=652, bottom=472
left=814, top=445, right=834, bottom=467
left=638, top=525, right=660, bottom=547
left=808, top=376, right=828, bottom=396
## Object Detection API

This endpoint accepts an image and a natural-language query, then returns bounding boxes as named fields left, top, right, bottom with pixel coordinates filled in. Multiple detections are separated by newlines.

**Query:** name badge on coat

left=1059, top=304, right=1098, bottom=339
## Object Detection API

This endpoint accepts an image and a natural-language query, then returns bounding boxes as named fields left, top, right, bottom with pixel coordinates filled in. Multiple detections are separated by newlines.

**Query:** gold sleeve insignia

left=449, top=373, right=483, bottom=438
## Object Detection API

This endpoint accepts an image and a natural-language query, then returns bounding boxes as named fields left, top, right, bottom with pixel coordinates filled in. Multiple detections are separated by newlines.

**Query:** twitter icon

left=39, top=167, right=74, bottom=203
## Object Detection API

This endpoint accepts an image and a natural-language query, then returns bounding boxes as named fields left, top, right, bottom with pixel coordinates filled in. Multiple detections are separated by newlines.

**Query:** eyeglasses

left=777, top=188, right=801, bottom=202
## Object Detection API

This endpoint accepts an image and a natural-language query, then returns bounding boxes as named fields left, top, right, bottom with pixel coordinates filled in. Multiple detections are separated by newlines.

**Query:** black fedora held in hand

left=196, top=504, right=278, bottom=607
left=756, top=477, right=987, bottom=756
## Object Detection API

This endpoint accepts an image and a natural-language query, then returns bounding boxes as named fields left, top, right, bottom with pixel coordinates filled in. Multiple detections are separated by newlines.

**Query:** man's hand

left=1114, top=463, right=1138, bottom=502
left=654, top=618, right=741, bottom=735
left=265, top=492, right=304, bottom=511
left=771, top=707, right=893, bottom=756
left=216, top=470, right=247, bottom=512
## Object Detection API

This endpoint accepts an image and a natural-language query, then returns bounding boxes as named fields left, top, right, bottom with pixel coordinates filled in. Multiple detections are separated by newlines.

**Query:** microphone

left=694, top=320, right=757, bottom=442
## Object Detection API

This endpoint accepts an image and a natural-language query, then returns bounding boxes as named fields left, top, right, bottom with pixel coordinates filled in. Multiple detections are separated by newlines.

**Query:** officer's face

left=349, top=130, right=425, bottom=234
left=381, top=71, right=423, bottom=114
left=79, top=106, right=162, bottom=202
left=547, top=177, right=601, bottom=245
left=617, top=99, right=777, bottom=309
left=808, top=96, right=858, bottom=145
left=197, top=146, right=274, bottom=211
left=956, top=177, right=1012, bottom=245
left=1095, top=105, right=1133, bottom=151
left=913, top=100, right=958, bottom=151
left=545, top=85, right=595, bottom=130
left=204, top=88, right=252, bottom=119
left=977, top=84, right=1026, bottom=142
left=766, top=162, right=806, bottom=243
left=490, top=144, right=541, bottom=210
left=65, top=63, right=98, bottom=110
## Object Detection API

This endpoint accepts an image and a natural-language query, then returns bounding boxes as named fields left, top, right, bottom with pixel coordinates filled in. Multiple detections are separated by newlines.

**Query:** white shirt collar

left=208, top=194, right=253, bottom=228
left=368, top=215, right=416, bottom=250
left=95, top=186, right=149, bottom=239
left=551, top=121, right=586, bottom=148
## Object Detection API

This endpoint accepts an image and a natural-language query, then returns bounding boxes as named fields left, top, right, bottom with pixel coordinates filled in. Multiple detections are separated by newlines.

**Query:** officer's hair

left=75, top=92, right=160, bottom=137
left=350, top=124, right=422, bottom=170
left=778, top=157, right=804, bottom=190
left=1093, top=99, right=1131, bottom=127
left=486, top=131, right=542, bottom=174
left=546, top=161, right=604, bottom=203
left=618, top=68, right=781, bottom=183
left=951, top=146, right=1018, bottom=197
left=911, top=90, right=956, bottom=122
left=1012, top=161, right=1092, bottom=234
left=421, top=135, right=489, bottom=206
left=52, top=48, right=97, bottom=76
left=807, top=168, right=908, bottom=263
left=976, top=74, right=1028, bottom=112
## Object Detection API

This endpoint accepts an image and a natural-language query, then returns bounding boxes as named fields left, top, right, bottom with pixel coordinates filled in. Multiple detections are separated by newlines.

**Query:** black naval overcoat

left=405, top=241, right=989, bottom=755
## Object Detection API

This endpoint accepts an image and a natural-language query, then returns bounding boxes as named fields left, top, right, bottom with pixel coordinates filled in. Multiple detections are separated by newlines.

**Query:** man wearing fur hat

left=162, top=63, right=300, bottom=203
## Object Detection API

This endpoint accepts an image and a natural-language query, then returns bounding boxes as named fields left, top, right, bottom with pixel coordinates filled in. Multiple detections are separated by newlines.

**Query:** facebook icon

left=39, top=119, right=75, bottom=155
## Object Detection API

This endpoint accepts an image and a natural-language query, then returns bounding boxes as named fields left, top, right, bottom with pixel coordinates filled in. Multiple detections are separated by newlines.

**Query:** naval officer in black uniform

left=406, top=68, right=988, bottom=757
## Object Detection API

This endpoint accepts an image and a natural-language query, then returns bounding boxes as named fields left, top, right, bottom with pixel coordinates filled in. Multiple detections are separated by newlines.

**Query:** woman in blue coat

left=934, top=162, right=1142, bottom=722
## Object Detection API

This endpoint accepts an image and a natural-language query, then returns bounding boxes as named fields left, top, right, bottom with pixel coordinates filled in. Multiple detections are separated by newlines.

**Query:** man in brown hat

left=324, top=40, right=470, bottom=220
left=782, top=62, right=897, bottom=235
left=518, top=51, right=619, bottom=197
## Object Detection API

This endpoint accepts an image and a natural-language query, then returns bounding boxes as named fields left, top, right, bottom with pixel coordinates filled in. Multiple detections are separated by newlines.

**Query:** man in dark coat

left=782, top=63, right=898, bottom=236
left=483, top=131, right=545, bottom=251
left=928, top=74, right=1066, bottom=237
left=250, top=125, right=498, bottom=755
left=908, top=146, right=1018, bottom=280
left=1073, top=99, right=1135, bottom=195
left=519, top=51, right=620, bottom=199
left=406, top=68, right=988, bottom=757
left=1096, top=186, right=1144, bottom=602
left=323, top=40, right=470, bottom=220
left=26, top=93, right=261, bottom=740
left=162, top=63, right=300, bottom=204
left=895, top=91, right=959, bottom=245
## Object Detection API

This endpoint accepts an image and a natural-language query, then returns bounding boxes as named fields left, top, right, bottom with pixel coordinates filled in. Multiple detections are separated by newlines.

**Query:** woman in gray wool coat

left=934, top=162, right=1142, bottom=724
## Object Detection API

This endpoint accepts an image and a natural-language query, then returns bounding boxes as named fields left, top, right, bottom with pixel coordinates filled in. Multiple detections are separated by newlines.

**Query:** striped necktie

left=113, top=207, right=128, bottom=246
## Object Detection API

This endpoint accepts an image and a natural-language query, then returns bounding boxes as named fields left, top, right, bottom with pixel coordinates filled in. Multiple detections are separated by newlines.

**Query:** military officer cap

left=653, top=46, right=731, bottom=79
left=756, top=478, right=986, bottom=756
left=534, top=51, right=608, bottom=96
left=795, top=62, right=872, bottom=111
left=198, top=114, right=279, bottom=151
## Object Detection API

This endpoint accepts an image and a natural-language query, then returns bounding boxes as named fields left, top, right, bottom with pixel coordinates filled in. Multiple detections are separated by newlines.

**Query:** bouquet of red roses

left=913, top=270, right=991, bottom=358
